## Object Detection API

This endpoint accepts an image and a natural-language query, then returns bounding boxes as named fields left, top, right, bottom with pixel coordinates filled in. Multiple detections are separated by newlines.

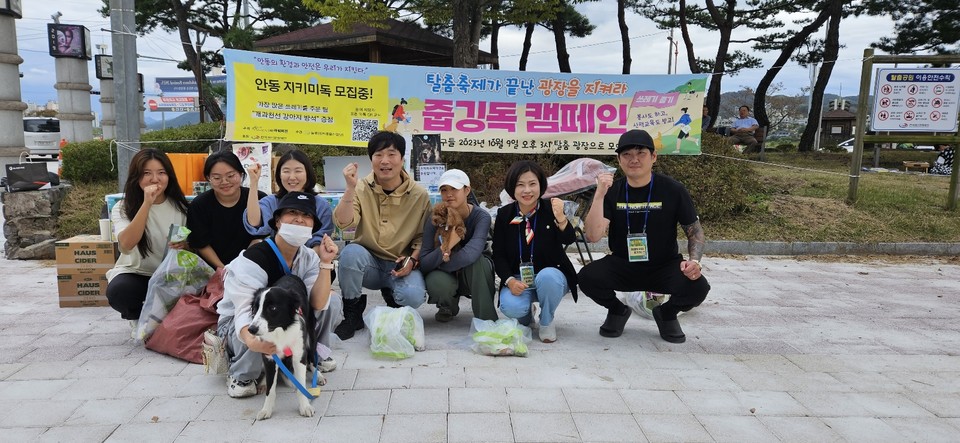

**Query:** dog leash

left=271, top=349, right=322, bottom=400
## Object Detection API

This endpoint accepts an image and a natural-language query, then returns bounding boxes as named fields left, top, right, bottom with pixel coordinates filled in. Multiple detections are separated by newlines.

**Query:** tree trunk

left=490, top=16, right=500, bottom=70
left=468, top=1, right=484, bottom=67
left=452, top=0, right=476, bottom=67
left=170, top=0, right=224, bottom=121
left=798, top=0, right=842, bottom=152
left=519, top=22, right=535, bottom=71
left=753, top=4, right=831, bottom=129
left=704, top=1, right=735, bottom=126
left=618, top=0, right=631, bottom=74
left=678, top=0, right=699, bottom=74
left=552, top=18, right=571, bottom=73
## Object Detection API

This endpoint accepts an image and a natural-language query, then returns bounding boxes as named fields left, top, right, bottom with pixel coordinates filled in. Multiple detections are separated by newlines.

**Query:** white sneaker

left=529, top=303, right=540, bottom=330
left=227, top=376, right=257, bottom=398
left=539, top=322, right=557, bottom=343
left=319, top=356, right=337, bottom=373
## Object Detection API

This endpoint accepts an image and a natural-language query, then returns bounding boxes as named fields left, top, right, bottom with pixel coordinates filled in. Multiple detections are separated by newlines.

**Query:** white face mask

left=277, top=223, right=313, bottom=247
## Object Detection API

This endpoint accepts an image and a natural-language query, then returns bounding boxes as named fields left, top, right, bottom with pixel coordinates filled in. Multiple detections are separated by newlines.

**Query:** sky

left=12, top=1, right=917, bottom=119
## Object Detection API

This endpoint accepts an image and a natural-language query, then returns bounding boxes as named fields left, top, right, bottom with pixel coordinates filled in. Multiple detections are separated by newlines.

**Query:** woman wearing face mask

left=492, top=160, right=578, bottom=343
left=218, top=192, right=340, bottom=398
left=187, top=151, right=267, bottom=270
left=243, top=150, right=340, bottom=373
left=244, top=150, right=334, bottom=259
left=106, top=149, right=189, bottom=322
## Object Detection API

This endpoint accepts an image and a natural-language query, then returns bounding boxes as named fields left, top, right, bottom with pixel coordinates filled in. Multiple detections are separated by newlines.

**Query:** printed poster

left=232, top=142, right=272, bottom=194
left=223, top=48, right=708, bottom=155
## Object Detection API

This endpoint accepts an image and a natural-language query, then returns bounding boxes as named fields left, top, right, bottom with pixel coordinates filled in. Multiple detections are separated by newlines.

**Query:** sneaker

left=530, top=303, right=540, bottom=330
left=227, top=376, right=257, bottom=398
left=319, top=356, right=337, bottom=373
left=435, top=304, right=459, bottom=322
left=539, top=322, right=557, bottom=343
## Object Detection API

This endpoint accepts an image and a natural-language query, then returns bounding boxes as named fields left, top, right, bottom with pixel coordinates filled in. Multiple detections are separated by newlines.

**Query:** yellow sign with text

left=228, top=62, right=389, bottom=146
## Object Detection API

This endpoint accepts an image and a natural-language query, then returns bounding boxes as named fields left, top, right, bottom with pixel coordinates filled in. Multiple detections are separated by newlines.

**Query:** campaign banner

left=154, top=75, right=227, bottom=94
left=223, top=48, right=708, bottom=155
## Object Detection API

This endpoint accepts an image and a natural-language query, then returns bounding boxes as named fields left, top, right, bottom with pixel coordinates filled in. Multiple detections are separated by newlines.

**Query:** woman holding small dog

left=218, top=192, right=339, bottom=398
left=492, top=161, right=578, bottom=343
left=106, top=149, right=189, bottom=322
left=420, top=169, right=497, bottom=322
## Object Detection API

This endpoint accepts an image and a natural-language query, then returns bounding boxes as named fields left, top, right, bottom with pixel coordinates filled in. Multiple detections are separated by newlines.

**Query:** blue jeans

left=338, top=243, right=427, bottom=308
left=498, top=267, right=568, bottom=327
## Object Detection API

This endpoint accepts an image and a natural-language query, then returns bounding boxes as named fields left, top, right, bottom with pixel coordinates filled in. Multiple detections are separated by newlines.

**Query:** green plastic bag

left=471, top=318, right=532, bottom=357
left=363, top=306, right=425, bottom=359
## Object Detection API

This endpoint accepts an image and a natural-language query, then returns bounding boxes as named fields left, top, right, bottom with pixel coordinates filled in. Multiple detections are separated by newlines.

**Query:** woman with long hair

left=186, top=150, right=267, bottom=270
left=105, top=148, right=189, bottom=321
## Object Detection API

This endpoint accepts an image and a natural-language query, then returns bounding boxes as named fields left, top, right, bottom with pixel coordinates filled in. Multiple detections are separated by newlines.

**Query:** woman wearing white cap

left=419, top=169, right=497, bottom=322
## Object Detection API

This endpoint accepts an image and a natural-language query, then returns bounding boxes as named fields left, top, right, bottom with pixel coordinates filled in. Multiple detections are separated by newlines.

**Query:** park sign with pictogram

left=870, top=68, right=960, bottom=132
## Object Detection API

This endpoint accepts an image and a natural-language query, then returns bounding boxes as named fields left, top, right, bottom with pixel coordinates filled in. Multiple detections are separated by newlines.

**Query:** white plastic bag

left=471, top=318, right=532, bottom=357
left=135, top=249, right=215, bottom=341
left=363, top=306, right=425, bottom=359
left=622, top=291, right=675, bottom=320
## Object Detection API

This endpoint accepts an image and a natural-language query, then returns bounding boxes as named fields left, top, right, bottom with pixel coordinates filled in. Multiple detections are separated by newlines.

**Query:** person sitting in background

left=420, top=169, right=497, bottom=322
left=728, top=105, right=760, bottom=153
left=930, top=144, right=954, bottom=176
left=187, top=151, right=266, bottom=270
left=701, top=105, right=712, bottom=130
left=106, top=149, right=189, bottom=323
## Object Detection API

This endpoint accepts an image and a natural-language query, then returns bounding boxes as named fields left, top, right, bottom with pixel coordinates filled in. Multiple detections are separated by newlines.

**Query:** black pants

left=106, top=273, right=150, bottom=320
left=578, top=255, right=710, bottom=314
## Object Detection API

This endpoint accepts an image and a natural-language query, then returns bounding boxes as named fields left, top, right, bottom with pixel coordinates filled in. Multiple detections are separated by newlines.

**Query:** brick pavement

left=1, top=255, right=958, bottom=442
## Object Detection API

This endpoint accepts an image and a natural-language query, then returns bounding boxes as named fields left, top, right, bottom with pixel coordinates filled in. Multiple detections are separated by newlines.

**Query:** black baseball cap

left=616, top=129, right=656, bottom=154
left=269, top=191, right=321, bottom=231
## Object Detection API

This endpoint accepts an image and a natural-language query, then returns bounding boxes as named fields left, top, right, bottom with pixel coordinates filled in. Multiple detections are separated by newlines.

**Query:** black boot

left=335, top=294, right=366, bottom=340
left=381, top=287, right=401, bottom=308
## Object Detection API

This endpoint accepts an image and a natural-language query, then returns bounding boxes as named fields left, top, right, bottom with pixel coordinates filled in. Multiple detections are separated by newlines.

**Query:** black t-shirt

left=603, top=174, right=698, bottom=264
left=187, top=187, right=267, bottom=266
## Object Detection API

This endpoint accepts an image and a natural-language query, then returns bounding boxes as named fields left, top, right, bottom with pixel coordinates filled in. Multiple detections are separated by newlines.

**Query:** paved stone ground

left=1, top=254, right=959, bottom=442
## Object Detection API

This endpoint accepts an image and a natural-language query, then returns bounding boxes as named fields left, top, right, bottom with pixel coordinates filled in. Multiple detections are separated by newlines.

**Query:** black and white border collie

left=248, top=274, right=318, bottom=419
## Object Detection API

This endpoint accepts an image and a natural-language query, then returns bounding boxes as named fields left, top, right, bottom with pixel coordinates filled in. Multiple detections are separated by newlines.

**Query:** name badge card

left=627, top=233, right=649, bottom=262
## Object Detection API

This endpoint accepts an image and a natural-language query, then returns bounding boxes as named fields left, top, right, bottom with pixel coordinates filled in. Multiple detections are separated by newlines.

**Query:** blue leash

left=271, top=350, right=321, bottom=400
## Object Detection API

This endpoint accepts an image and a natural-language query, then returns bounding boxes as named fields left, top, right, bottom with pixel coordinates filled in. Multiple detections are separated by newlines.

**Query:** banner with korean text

left=224, top=49, right=709, bottom=155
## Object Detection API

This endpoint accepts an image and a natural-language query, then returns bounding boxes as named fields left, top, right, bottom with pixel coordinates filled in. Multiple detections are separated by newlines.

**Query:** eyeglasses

left=208, top=172, right=240, bottom=184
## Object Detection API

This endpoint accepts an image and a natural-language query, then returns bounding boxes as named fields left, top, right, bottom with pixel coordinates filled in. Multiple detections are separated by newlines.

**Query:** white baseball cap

left=437, top=169, right=470, bottom=189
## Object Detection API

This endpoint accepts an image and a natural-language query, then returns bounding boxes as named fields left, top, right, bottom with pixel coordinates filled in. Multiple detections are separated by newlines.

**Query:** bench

left=903, top=161, right=929, bottom=173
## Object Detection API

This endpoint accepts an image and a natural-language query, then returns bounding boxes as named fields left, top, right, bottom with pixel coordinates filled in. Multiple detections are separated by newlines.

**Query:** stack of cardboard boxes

left=55, top=235, right=117, bottom=308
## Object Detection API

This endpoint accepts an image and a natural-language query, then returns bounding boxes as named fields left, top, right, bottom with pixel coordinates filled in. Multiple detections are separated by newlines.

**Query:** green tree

left=861, top=0, right=959, bottom=54
left=797, top=0, right=843, bottom=152
left=635, top=0, right=808, bottom=124
left=100, top=0, right=321, bottom=121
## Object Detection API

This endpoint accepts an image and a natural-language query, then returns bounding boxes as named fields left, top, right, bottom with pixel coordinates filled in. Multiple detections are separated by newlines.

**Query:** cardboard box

left=57, top=272, right=109, bottom=308
left=55, top=235, right=117, bottom=270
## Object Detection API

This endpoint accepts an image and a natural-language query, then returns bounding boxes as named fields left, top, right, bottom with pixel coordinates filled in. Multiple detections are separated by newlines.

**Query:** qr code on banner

left=351, top=118, right=379, bottom=143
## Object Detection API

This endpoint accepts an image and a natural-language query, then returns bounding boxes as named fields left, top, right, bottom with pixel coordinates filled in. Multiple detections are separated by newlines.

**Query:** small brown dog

left=432, top=204, right=467, bottom=259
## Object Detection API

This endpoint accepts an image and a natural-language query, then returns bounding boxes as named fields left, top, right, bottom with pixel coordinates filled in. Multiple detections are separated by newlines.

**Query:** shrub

left=655, top=132, right=758, bottom=221
left=61, top=123, right=224, bottom=182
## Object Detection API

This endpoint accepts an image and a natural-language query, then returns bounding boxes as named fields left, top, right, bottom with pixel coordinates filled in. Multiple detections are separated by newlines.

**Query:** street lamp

left=667, top=29, right=679, bottom=75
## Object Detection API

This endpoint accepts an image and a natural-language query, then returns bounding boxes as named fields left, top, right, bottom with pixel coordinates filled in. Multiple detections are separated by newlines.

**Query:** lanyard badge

left=625, top=175, right=654, bottom=263
left=627, top=234, right=649, bottom=262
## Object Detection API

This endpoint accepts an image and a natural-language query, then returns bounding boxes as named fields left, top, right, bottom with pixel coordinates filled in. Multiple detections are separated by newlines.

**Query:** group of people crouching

left=105, top=129, right=711, bottom=398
